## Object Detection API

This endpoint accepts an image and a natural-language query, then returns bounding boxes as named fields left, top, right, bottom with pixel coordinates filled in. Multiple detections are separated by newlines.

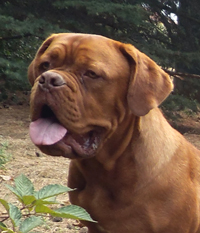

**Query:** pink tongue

left=29, top=118, right=67, bottom=146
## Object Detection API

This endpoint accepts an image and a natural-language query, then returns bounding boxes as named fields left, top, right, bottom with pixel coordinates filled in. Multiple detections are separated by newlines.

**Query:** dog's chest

left=69, top=159, right=200, bottom=233
left=75, top=183, right=150, bottom=232
left=69, top=163, right=152, bottom=231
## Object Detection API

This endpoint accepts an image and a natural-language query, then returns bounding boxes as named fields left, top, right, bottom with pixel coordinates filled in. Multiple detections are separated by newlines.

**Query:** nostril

left=39, top=75, right=45, bottom=84
left=39, top=71, right=65, bottom=89
left=50, top=76, right=65, bottom=86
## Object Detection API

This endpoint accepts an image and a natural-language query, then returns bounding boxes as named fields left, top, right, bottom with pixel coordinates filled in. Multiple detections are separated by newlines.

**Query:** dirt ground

left=0, top=104, right=88, bottom=233
left=1, top=104, right=200, bottom=232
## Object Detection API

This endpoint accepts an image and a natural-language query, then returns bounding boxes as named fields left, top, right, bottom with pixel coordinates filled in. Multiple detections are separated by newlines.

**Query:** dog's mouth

left=29, top=105, right=103, bottom=158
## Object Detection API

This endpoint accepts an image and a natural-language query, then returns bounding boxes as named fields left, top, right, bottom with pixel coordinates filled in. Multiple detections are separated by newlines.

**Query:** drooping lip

left=61, top=129, right=102, bottom=157
left=29, top=105, right=103, bottom=158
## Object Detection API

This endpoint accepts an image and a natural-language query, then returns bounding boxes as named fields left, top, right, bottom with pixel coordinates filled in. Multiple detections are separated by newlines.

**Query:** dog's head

left=28, top=33, right=173, bottom=159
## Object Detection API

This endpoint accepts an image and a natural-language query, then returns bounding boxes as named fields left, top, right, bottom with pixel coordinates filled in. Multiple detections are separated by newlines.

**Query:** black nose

left=39, top=71, right=65, bottom=89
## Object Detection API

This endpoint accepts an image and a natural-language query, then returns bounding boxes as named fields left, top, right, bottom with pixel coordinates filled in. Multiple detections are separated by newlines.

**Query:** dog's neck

left=131, top=108, right=180, bottom=184
left=96, top=108, right=180, bottom=178
left=95, top=110, right=140, bottom=170
left=74, top=108, right=181, bottom=194
left=71, top=108, right=183, bottom=200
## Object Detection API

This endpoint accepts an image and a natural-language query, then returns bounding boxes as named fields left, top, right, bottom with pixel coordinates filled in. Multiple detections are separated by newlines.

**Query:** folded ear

left=28, top=60, right=36, bottom=86
left=27, top=34, right=57, bottom=86
left=121, top=44, right=173, bottom=116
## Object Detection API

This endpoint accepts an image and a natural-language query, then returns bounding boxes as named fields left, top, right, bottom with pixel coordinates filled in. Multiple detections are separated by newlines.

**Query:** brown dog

left=28, top=33, right=200, bottom=233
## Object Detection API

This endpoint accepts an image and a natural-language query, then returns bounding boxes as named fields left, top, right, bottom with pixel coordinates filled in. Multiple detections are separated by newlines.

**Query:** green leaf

left=19, top=216, right=44, bottom=233
left=53, top=205, right=97, bottom=223
left=29, top=232, right=41, bottom=233
left=0, top=221, right=8, bottom=230
left=0, top=226, right=15, bottom=233
left=5, top=184, right=23, bottom=201
left=21, top=195, right=36, bottom=206
left=35, top=203, right=96, bottom=222
left=35, top=184, right=73, bottom=200
left=14, top=174, right=34, bottom=196
left=34, top=203, right=56, bottom=214
left=8, top=203, right=22, bottom=227
left=5, top=175, right=34, bottom=202
left=35, top=198, right=59, bottom=206
left=0, top=198, right=9, bottom=211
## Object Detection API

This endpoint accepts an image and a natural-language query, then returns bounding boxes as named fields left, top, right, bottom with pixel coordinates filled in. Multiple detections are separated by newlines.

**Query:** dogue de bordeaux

left=28, top=33, right=200, bottom=233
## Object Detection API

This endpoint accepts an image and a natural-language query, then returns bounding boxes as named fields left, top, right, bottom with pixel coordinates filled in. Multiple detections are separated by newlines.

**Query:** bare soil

left=0, top=105, right=88, bottom=233
left=1, top=104, right=200, bottom=232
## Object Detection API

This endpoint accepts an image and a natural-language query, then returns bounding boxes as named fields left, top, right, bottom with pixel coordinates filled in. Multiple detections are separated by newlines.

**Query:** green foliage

left=0, top=142, right=11, bottom=168
left=0, top=0, right=200, bottom=107
left=0, top=174, right=96, bottom=233
left=0, top=1, right=64, bottom=102
left=162, top=94, right=199, bottom=113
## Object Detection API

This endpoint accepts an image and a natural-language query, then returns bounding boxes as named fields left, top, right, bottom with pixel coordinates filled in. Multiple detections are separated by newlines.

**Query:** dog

left=28, top=33, right=200, bottom=233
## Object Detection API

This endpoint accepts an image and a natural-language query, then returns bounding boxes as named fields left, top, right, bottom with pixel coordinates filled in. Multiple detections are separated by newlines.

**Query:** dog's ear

left=28, top=60, right=36, bottom=86
left=120, top=44, right=173, bottom=116
left=28, top=34, right=57, bottom=86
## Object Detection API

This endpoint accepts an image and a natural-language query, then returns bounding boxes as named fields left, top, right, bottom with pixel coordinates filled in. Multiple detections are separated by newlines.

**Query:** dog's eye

left=84, top=70, right=99, bottom=79
left=40, top=61, right=50, bottom=71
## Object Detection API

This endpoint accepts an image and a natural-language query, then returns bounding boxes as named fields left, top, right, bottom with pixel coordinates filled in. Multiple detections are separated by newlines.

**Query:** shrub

left=0, top=174, right=96, bottom=233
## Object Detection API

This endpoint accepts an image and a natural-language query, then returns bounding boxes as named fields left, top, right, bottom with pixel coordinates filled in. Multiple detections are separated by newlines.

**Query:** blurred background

left=0, top=0, right=200, bottom=112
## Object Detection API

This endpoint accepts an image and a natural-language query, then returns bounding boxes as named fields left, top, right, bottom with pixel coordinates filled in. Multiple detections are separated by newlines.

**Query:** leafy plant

left=0, top=174, right=96, bottom=233
left=0, top=142, right=11, bottom=168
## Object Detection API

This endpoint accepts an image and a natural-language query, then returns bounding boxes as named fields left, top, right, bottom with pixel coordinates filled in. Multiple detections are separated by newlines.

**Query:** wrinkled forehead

left=38, top=33, right=122, bottom=64
left=51, top=33, right=116, bottom=52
